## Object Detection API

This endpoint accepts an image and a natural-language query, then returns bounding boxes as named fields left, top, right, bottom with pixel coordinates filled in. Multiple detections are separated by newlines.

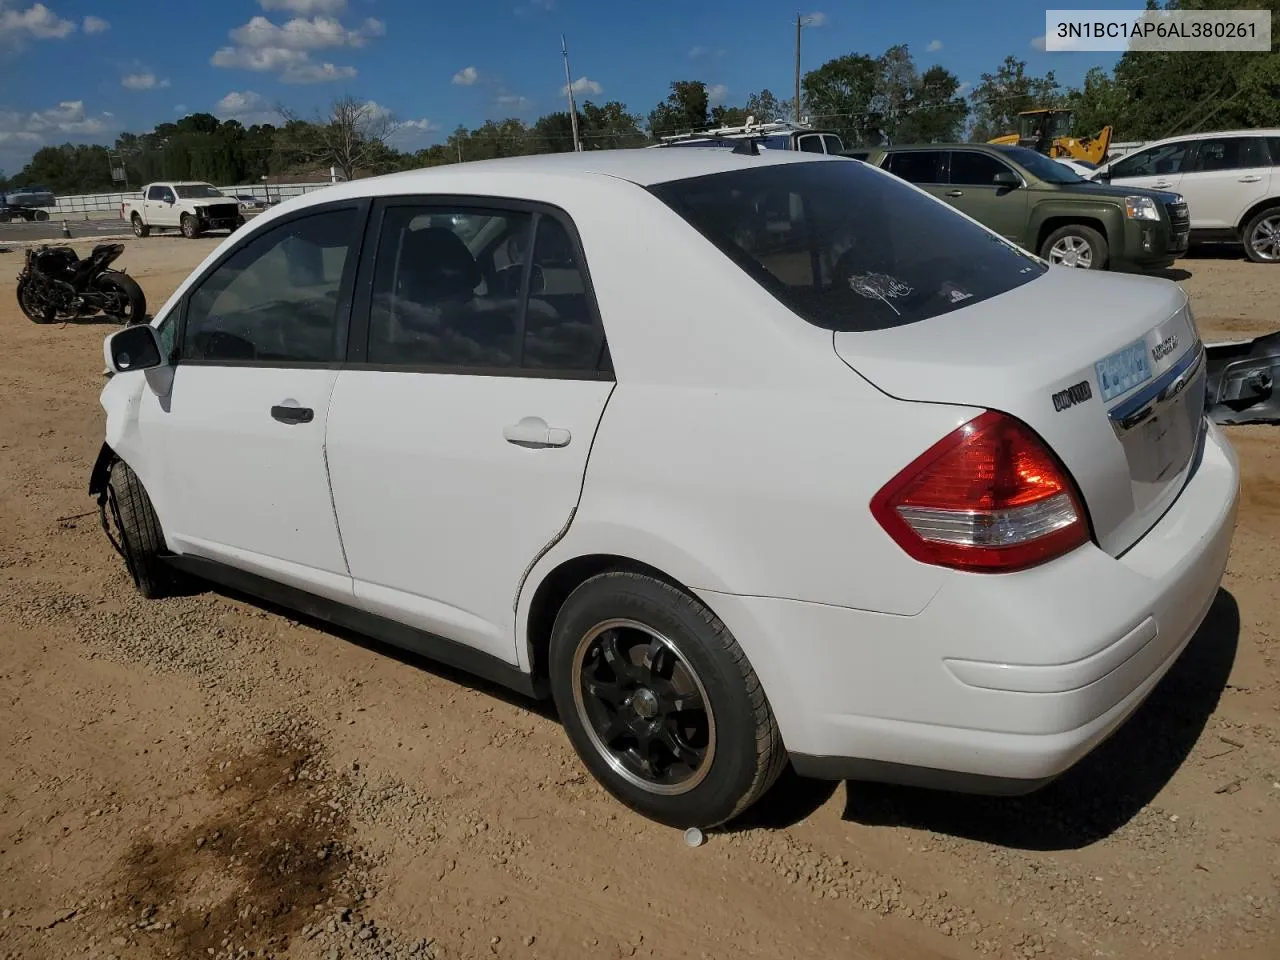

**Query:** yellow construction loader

left=988, top=108, right=1113, bottom=166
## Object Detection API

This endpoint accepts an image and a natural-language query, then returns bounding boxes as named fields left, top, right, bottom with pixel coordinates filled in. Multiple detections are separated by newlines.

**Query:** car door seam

left=512, top=380, right=618, bottom=614
left=321, top=376, right=353, bottom=577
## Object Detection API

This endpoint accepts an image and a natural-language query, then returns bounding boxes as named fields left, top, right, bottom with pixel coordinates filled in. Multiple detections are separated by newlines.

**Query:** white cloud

left=0, top=3, right=76, bottom=45
left=121, top=71, right=170, bottom=90
left=561, top=76, right=602, bottom=97
left=259, top=0, right=347, bottom=13
left=1031, top=35, right=1046, bottom=51
left=0, top=130, right=41, bottom=144
left=213, top=12, right=377, bottom=83
left=174, top=104, right=189, bottom=114
left=927, top=39, right=943, bottom=52
left=802, top=11, right=827, bottom=27
left=452, top=65, right=479, bottom=85
left=398, top=118, right=438, bottom=132
left=1, top=100, right=114, bottom=138
left=82, top=14, right=108, bottom=33
left=497, top=93, right=531, bottom=109
left=213, top=90, right=278, bottom=126
left=687, top=45, right=726, bottom=59
left=957, top=80, right=972, bottom=96
left=707, top=83, right=728, bottom=105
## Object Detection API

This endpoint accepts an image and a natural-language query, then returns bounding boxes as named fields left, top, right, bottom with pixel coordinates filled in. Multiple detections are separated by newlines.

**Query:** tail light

left=870, top=410, right=1090, bottom=572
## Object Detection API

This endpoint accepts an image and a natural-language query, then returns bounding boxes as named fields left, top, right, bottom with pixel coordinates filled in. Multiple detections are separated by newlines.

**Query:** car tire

left=106, top=460, right=176, bottom=599
left=180, top=214, right=201, bottom=239
left=1040, top=223, right=1109, bottom=270
left=34, top=209, right=49, bottom=221
left=131, top=215, right=149, bottom=238
left=548, top=570, right=786, bottom=828
left=1241, top=206, right=1280, bottom=264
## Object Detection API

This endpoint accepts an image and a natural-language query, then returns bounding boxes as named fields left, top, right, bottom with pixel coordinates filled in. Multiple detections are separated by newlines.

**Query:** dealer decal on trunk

left=1052, top=380, right=1094, bottom=412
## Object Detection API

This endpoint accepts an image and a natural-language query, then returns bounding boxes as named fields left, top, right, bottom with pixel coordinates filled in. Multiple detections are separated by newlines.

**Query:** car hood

left=1048, top=180, right=1184, bottom=205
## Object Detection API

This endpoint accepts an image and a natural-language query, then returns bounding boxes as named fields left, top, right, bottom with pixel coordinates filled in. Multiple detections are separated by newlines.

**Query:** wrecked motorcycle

left=16, top=242, right=146, bottom=325
left=1204, top=330, right=1280, bottom=425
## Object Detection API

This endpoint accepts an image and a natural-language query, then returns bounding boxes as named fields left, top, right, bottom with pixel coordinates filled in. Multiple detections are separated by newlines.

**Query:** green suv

left=861, top=143, right=1189, bottom=271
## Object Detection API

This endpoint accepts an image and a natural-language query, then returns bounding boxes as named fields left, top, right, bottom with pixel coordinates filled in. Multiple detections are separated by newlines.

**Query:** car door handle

left=1153, top=180, right=1172, bottom=188
left=946, top=189, right=964, bottom=197
left=503, top=416, right=571, bottom=449
left=270, top=404, right=314, bottom=425
left=1239, top=175, right=1262, bottom=183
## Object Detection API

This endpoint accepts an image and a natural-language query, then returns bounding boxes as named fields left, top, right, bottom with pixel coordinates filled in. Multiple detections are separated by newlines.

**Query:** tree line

left=4, top=0, right=1278, bottom=196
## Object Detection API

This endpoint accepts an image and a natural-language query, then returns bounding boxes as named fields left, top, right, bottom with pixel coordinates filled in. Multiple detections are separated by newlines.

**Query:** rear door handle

left=945, top=189, right=964, bottom=197
left=503, top=416, right=571, bottom=449
left=1239, top=175, right=1262, bottom=183
left=271, top=404, right=314, bottom=425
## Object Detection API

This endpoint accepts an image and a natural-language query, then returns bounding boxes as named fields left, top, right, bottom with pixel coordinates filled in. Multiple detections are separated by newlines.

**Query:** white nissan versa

left=91, top=147, right=1240, bottom=828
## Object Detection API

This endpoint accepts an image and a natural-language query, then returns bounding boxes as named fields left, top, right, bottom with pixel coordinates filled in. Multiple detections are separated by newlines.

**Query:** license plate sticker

left=1095, top=340, right=1152, bottom=403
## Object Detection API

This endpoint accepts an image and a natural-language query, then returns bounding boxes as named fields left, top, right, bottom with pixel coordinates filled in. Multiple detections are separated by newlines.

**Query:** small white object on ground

left=684, top=827, right=704, bottom=847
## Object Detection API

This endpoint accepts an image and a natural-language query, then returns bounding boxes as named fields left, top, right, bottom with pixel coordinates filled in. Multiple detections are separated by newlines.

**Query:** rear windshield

left=647, top=159, right=1045, bottom=332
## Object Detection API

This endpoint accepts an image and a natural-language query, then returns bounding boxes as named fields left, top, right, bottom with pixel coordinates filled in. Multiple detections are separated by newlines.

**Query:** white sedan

left=91, top=147, right=1240, bottom=828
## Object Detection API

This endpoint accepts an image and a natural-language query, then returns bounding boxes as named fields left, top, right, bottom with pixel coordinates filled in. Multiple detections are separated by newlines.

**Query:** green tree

left=968, top=55, right=1061, bottom=142
left=871, top=44, right=918, bottom=141
left=801, top=54, right=879, bottom=145
left=744, top=89, right=783, bottom=122
left=647, top=81, right=711, bottom=138
left=896, top=66, right=969, bottom=142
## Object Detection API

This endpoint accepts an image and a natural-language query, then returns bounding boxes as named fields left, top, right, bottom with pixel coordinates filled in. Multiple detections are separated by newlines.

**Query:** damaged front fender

left=1204, top=330, right=1280, bottom=425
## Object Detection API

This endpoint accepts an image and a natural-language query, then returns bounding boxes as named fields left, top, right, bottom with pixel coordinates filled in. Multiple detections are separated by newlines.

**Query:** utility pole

left=794, top=13, right=802, bottom=123
left=562, top=34, right=582, bottom=152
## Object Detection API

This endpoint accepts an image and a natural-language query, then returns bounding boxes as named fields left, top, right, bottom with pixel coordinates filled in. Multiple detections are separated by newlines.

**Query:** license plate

left=1095, top=339, right=1152, bottom=403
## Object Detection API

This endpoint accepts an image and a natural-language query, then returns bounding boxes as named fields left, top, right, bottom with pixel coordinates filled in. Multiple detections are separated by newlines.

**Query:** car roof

left=1136, top=128, right=1280, bottom=147
left=275, top=147, right=835, bottom=212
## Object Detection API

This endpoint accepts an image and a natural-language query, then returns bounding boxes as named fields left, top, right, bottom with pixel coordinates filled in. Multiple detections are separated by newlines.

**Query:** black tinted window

left=884, top=151, right=942, bottom=184
left=821, top=134, right=844, bottom=154
left=368, top=207, right=531, bottom=369
left=949, top=151, right=1012, bottom=186
left=146, top=186, right=164, bottom=201
left=1190, top=137, right=1268, bottom=172
left=649, top=161, right=1044, bottom=333
left=183, top=207, right=356, bottom=363
left=798, top=135, right=824, bottom=153
left=1268, top=138, right=1280, bottom=165
left=522, top=216, right=604, bottom=371
left=1111, top=142, right=1190, bottom=178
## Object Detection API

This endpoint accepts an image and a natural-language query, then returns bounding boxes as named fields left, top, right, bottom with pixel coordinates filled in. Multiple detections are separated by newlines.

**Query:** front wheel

left=180, top=214, right=201, bottom=239
left=33, top=209, right=50, bottom=221
left=16, top=277, right=56, bottom=323
left=95, top=271, right=147, bottom=324
left=105, top=460, right=177, bottom=599
left=1039, top=223, right=1109, bottom=270
left=548, top=571, right=786, bottom=828
left=1242, top=207, right=1280, bottom=263
left=131, top=214, right=150, bottom=238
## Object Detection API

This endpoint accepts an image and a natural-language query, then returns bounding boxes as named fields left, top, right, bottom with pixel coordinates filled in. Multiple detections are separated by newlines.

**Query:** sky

left=0, top=0, right=1136, bottom=174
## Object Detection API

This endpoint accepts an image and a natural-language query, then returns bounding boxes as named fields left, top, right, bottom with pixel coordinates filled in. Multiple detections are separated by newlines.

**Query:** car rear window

left=647, top=159, right=1046, bottom=332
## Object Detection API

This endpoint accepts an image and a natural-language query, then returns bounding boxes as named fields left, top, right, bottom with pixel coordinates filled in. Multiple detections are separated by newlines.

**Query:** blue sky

left=0, top=0, right=1132, bottom=173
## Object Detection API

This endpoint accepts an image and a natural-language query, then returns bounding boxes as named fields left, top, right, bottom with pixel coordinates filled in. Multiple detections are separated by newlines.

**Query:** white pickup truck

left=120, top=181, right=244, bottom=239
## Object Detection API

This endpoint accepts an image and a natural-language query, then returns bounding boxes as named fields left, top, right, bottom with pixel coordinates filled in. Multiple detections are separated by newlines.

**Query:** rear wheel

left=1040, top=223, right=1108, bottom=270
left=1242, top=206, right=1280, bottom=263
left=180, top=214, right=201, bottom=239
left=95, top=271, right=147, bottom=324
left=16, top=278, right=55, bottom=323
left=548, top=571, right=786, bottom=828
left=131, top=214, right=149, bottom=238
left=33, top=209, right=49, bottom=221
left=105, top=460, right=176, bottom=599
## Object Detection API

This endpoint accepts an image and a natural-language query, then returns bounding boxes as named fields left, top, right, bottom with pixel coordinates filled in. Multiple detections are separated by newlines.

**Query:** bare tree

left=278, top=94, right=400, bottom=181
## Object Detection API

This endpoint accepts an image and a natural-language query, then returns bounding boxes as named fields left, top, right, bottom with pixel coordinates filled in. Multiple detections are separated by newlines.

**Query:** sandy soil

left=0, top=238, right=1277, bottom=960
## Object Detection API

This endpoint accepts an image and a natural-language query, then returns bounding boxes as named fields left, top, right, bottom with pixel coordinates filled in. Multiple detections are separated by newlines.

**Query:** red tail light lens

left=871, top=411, right=1090, bottom=572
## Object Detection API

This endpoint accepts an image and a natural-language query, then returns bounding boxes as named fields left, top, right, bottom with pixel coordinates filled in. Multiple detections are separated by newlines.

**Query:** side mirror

left=104, top=323, right=163, bottom=374
left=993, top=171, right=1021, bottom=189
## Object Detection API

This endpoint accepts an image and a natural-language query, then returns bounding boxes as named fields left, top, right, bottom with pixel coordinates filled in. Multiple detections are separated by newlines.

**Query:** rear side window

left=883, top=151, right=943, bottom=184
left=797, top=135, right=824, bottom=153
left=821, top=134, right=845, bottom=154
left=1189, top=137, right=1269, bottom=172
left=949, top=151, right=1013, bottom=186
left=1110, top=142, right=1191, bottom=178
left=648, top=161, right=1045, bottom=333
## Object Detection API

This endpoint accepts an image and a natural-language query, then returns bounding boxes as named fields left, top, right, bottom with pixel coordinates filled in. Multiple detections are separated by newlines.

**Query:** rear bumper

left=700, top=418, right=1240, bottom=791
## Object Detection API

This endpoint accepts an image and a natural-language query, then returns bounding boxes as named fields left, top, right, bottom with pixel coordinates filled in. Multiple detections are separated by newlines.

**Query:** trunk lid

left=834, top=268, right=1206, bottom=557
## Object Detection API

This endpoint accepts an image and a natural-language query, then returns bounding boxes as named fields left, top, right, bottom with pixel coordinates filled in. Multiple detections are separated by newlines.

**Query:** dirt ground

left=1, top=236, right=1277, bottom=960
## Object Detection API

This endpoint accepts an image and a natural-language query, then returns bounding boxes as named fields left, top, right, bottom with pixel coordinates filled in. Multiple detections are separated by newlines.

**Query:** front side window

left=821, top=134, right=845, bottom=154
left=883, top=151, right=943, bottom=184
left=146, top=186, right=166, bottom=201
left=648, top=160, right=1044, bottom=333
left=949, top=151, right=1014, bottom=186
left=1110, top=142, right=1191, bottom=178
left=182, top=207, right=357, bottom=364
left=992, top=145, right=1082, bottom=184
left=1189, top=137, right=1268, bottom=172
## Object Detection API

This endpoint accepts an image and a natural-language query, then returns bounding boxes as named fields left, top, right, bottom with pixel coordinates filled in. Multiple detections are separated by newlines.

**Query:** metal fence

left=44, top=181, right=336, bottom=217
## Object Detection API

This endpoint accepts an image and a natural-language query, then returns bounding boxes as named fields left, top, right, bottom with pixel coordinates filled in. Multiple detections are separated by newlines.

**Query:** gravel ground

left=0, top=239, right=1277, bottom=960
